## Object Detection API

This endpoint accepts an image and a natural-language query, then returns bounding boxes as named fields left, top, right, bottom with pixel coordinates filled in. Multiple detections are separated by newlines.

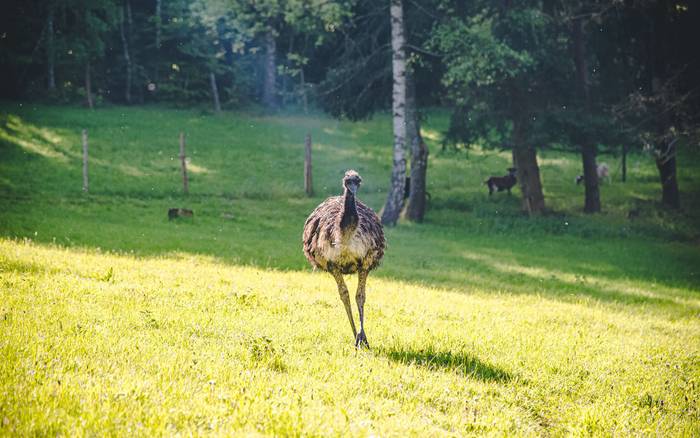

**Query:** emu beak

left=347, top=182, right=358, bottom=194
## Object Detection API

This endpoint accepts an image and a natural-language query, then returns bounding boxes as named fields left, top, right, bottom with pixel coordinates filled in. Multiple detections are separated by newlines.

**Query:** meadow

left=1, top=102, right=699, bottom=435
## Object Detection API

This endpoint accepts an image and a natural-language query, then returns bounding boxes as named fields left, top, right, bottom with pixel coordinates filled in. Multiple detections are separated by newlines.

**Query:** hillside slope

left=1, top=103, right=699, bottom=435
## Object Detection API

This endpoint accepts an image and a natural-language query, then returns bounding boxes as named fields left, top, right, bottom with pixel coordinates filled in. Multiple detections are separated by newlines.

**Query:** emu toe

left=355, top=331, right=369, bottom=349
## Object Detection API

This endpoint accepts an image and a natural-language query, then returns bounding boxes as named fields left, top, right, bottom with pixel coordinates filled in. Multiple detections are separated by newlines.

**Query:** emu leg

left=355, top=270, right=370, bottom=348
left=332, top=271, right=357, bottom=341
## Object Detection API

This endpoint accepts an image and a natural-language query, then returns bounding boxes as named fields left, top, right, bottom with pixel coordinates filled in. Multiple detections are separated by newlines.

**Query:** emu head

left=507, top=167, right=517, bottom=176
left=343, top=170, right=362, bottom=194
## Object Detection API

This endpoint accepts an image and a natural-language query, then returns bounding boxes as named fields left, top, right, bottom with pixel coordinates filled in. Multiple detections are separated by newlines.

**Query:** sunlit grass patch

left=0, top=114, right=69, bottom=161
left=1, top=238, right=698, bottom=435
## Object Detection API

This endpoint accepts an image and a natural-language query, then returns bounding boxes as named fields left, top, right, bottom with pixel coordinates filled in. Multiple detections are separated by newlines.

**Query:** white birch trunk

left=381, top=0, right=407, bottom=226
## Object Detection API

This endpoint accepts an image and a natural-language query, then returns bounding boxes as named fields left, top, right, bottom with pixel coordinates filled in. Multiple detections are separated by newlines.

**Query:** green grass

left=1, top=102, right=699, bottom=435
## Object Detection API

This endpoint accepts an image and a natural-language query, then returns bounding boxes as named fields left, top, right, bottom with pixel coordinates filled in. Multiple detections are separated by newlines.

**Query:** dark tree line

left=430, top=0, right=698, bottom=213
left=1, top=0, right=698, bottom=215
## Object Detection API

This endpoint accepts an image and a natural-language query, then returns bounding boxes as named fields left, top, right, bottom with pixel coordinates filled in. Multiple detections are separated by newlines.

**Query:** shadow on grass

left=379, top=346, right=513, bottom=382
left=380, top=227, right=700, bottom=317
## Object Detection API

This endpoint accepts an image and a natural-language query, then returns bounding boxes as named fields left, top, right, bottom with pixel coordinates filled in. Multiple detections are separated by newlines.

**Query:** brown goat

left=485, top=168, right=517, bottom=195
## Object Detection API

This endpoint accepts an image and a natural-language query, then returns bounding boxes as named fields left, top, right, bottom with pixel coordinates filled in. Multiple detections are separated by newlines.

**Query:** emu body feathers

left=303, top=195, right=384, bottom=274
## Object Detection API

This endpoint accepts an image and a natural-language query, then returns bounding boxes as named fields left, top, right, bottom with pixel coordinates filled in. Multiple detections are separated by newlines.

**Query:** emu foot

left=355, top=331, right=369, bottom=349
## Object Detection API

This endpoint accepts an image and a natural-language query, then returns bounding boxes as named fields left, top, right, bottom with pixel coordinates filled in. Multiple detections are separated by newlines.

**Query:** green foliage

left=432, top=15, right=534, bottom=93
left=431, top=1, right=569, bottom=149
left=0, top=104, right=699, bottom=435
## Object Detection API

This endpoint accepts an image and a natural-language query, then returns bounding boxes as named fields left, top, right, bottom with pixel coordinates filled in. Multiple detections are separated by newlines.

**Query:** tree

left=314, top=0, right=434, bottom=222
left=608, top=0, right=699, bottom=209
left=214, top=0, right=284, bottom=110
left=261, top=30, right=277, bottom=108
left=193, top=0, right=352, bottom=110
left=381, top=0, right=408, bottom=226
left=404, top=72, right=428, bottom=222
left=572, top=15, right=600, bottom=213
left=432, top=1, right=560, bottom=214
left=645, top=0, right=684, bottom=209
left=119, top=0, right=133, bottom=104
left=316, top=1, right=392, bottom=119
left=47, top=3, right=56, bottom=92
left=64, top=0, right=118, bottom=108
left=554, top=1, right=638, bottom=213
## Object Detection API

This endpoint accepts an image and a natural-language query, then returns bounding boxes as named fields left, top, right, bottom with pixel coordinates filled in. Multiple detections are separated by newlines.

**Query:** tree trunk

left=381, top=0, right=407, bottom=226
left=573, top=17, right=600, bottom=213
left=47, top=7, right=56, bottom=91
left=85, top=61, right=94, bottom=109
left=304, top=133, right=313, bottom=196
left=119, top=1, right=132, bottom=104
left=582, top=144, right=600, bottom=212
left=153, top=0, right=161, bottom=86
left=82, top=129, right=89, bottom=192
left=404, top=73, right=428, bottom=222
left=179, top=132, right=189, bottom=195
left=155, top=0, right=161, bottom=49
left=217, top=18, right=233, bottom=66
left=513, top=146, right=545, bottom=214
left=263, top=30, right=277, bottom=109
left=300, top=67, right=308, bottom=114
left=511, top=117, right=544, bottom=215
left=209, top=72, right=221, bottom=113
left=656, top=139, right=680, bottom=208
left=649, top=0, right=680, bottom=209
left=281, top=73, right=289, bottom=107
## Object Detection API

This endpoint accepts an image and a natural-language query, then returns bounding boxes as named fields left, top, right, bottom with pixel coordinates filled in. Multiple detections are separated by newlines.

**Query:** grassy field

left=1, top=102, right=699, bottom=435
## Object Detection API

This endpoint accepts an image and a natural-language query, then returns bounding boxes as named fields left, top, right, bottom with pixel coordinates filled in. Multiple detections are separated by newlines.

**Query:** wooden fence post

left=179, top=131, right=189, bottom=194
left=82, top=129, right=89, bottom=193
left=304, top=133, right=313, bottom=196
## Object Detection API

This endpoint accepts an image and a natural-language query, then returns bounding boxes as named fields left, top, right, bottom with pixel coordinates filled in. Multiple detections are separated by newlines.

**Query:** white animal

left=575, top=163, right=610, bottom=185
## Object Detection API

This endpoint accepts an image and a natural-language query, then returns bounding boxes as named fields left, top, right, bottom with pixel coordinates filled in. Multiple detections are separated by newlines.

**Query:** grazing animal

left=485, top=167, right=517, bottom=195
left=575, top=163, right=610, bottom=185
left=302, top=170, right=385, bottom=348
left=168, top=208, right=193, bottom=220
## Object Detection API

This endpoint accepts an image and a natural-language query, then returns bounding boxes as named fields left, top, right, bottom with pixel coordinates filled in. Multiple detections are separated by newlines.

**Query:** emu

left=485, top=167, right=517, bottom=195
left=302, top=170, right=385, bottom=348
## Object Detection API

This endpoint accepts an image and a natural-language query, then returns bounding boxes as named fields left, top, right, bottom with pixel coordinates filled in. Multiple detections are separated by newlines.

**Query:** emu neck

left=339, top=188, right=359, bottom=233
